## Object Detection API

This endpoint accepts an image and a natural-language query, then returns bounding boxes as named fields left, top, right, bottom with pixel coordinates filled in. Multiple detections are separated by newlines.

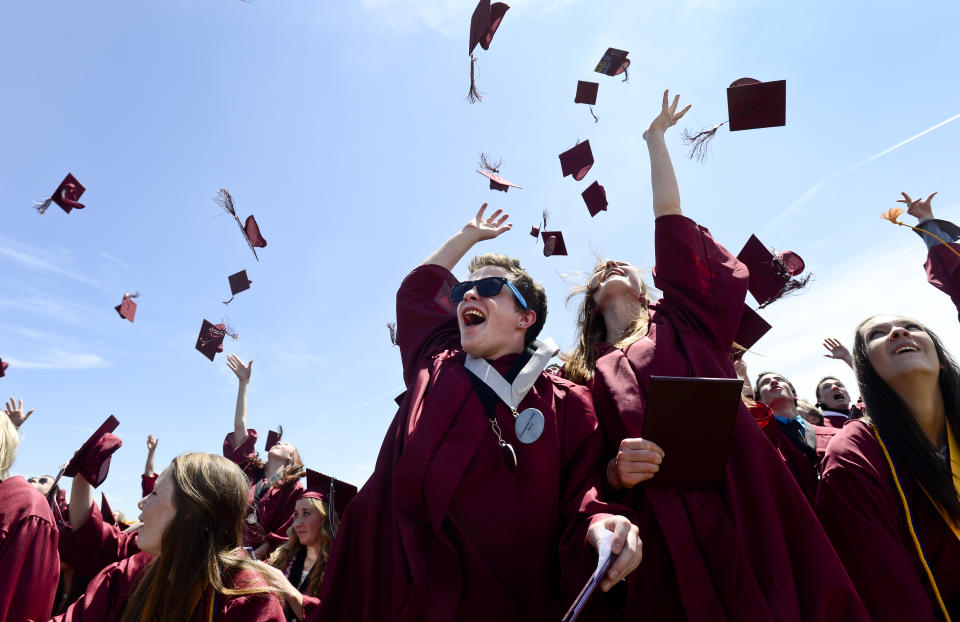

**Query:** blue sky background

left=3, top=0, right=960, bottom=516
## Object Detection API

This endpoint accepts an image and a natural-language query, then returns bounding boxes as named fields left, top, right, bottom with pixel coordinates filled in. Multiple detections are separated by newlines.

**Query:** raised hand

left=146, top=435, right=158, bottom=451
left=3, top=398, right=34, bottom=429
left=463, top=203, right=512, bottom=242
left=822, top=338, right=853, bottom=367
left=227, top=354, right=253, bottom=383
left=897, top=192, right=937, bottom=222
left=643, top=90, right=691, bottom=141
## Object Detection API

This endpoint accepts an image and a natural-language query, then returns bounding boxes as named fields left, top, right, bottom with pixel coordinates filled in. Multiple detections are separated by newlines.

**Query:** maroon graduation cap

left=114, top=292, right=138, bottom=323
left=542, top=231, right=568, bottom=257
left=476, top=153, right=521, bottom=191
left=0, top=359, right=7, bottom=378
left=737, top=234, right=810, bottom=308
left=575, top=81, right=600, bottom=122
left=467, top=0, right=510, bottom=103
left=734, top=304, right=772, bottom=351
left=223, top=270, right=252, bottom=304
left=265, top=425, right=283, bottom=452
left=64, top=415, right=122, bottom=488
left=195, top=319, right=228, bottom=361
left=682, top=77, right=786, bottom=161
left=302, top=469, right=359, bottom=536
left=214, top=189, right=267, bottom=261
left=581, top=181, right=607, bottom=217
left=559, top=141, right=594, bottom=182
left=101, top=493, right=116, bottom=526
left=594, top=48, right=630, bottom=79
left=35, top=173, right=86, bottom=215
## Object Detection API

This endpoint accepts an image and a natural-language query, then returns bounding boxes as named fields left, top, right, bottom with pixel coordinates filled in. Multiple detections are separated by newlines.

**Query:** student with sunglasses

left=312, top=205, right=641, bottom=622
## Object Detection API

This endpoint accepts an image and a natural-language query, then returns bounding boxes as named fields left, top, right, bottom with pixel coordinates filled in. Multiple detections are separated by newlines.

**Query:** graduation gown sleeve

left=395, top=264, right=459, bottom=387
left=0, top=477, right=60, bottom=622
left=224, top=428, right=261, bottom=479
left=59, top=501, right=140, bottom=578
left=140, top=473, right=157, bottom=497
left=925, top=241, right=960, bottom=323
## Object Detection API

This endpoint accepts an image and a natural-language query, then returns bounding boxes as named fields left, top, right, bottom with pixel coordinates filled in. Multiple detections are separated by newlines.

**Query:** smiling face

left=137, top=466, right=178, bottom=555
left=292, top=497, right=327, bottom=548
left=756, top=372, right=797, bottom=409
left=267, top=441, right=297, bottom=464
left=817, top=378, right=851, bottom=411
left=457, top=266, right=534, bottom=359
left=589, top=261, right=646, bottom=311
left=858, top=315, right=941, bottom=388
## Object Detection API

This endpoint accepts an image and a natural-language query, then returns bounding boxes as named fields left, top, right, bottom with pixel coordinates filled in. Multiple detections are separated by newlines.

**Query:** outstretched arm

left=226, top=354, right=253, bottom=447
left=420, top=203, right=512, bottom=271
left=643, top=90, right=691, bottom=219
left=822, top=338, right=854, bottom=370
left=144, top=435, right=158, bottom=477
left=69, top=473, right=94, bottom=531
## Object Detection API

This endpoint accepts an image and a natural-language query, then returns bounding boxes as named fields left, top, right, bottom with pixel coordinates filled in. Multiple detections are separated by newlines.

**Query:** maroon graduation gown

left=49, top=551, right=285, bottom=621
left=820, top=411, right=850, bottom=429
left=312, top=264, right=619, bottom=622
left=589, top=215, right=869, bottom=622
left=223, top=430, right=305, bottom=550
left=926, top=240, right=960, bottom=322
left=59, top=502, right=140, bottom=579
left=816, top=420, right=960, bottom=621
left=0, top=476, right=60, bottom=622
left=141, top=473, right=157, bottom=497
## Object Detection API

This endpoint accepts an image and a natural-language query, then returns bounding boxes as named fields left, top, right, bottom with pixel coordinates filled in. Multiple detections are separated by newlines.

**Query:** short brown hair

left=468, top=254, right=547, bottom=346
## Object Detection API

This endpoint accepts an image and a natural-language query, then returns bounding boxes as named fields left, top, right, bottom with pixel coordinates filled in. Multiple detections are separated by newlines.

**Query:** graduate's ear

left=518, top=309, right=536, bottom=329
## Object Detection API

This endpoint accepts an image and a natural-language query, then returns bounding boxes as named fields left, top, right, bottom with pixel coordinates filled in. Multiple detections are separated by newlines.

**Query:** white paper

left=594, top=529, right=614, bottom=576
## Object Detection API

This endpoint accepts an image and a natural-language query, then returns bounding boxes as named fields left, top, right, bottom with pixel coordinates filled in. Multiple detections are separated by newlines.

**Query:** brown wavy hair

left=467, top=254, right=547, bottom=347
left=563, top=260, right=650, bottom=385
left=266, top=497, right=332, bottom=599
left=245, top=446, right=305, bottom=488
left=118, top=453, right=278, bottom=622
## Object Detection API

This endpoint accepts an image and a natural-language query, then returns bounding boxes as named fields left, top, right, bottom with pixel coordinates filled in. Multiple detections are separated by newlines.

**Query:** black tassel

left=387, top=322, right=399, bottom=347
left=680, top=122, right=727, bottom=162
left=467, top=56, right=483, bottom=104
left=589, top=106, right=598, bottom=123
left=478, top=153, right=501, bottom=173
left=34, top=198, right=53, bottom=215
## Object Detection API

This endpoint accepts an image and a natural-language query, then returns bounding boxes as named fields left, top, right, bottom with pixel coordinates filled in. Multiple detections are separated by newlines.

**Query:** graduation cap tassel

left=387, top=322, right=399, bottom=347
left=881, top=207, right=960, bottom=261
left=680, top=122, right=728, bottom=162
left=622, top=67, right=629, bottom=83
left=479, top=152, right=501, bottom=173
left=589, top=106, right=598, bottom=123
left=33, top=198, right=53, bottom=215
left=467, top=56, right=483, bottom=104
left=758, top=272, right=813, bottom=309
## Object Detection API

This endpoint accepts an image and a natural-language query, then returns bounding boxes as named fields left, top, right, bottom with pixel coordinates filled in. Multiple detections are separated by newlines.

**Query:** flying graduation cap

left=195, top=319, right=237, bottom=361
left=265, top=425, right=283, bottom=452
left=559, top=140, right=594, bottom=181
left=114, top=292, right=139, bottom=323
left=575, top=81, right=600, bottom=123
left=530, top=212, right=568, bottom=257
left=35, top=173, right=86, bottom=215
left=302, top=469, right=358, bottom=538
left=581, top=181, right=607, bottom=217
left=223, top=270, right=252, bottom=304
left=467, top=0, right=510, bottom=103
left=733, top=304, right=772, bottom=353
left=681, top=77, right=786, bottom=161
left=0, top=359, right=7, bottom=378
left=63, top=415, right=122, bottom=488
left=213, top=189, right=267, bottom=261
left=476, top=153, right=521, bottom=192
left=594, top=48, right=630, bottom=81
left=737, top=234, right=810, bottom=308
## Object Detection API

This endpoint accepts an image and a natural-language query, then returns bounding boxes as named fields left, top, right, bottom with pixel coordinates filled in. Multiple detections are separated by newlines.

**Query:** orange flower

left=881, top=207, right=905, bottom=224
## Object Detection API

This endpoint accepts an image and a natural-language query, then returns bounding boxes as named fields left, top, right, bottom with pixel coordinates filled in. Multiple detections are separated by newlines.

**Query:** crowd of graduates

left=3, top=91, right=960, bottom=622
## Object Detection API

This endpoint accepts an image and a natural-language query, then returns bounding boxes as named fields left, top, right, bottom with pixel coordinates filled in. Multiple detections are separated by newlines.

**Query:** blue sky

left=3, top=0, right=960, bottom=516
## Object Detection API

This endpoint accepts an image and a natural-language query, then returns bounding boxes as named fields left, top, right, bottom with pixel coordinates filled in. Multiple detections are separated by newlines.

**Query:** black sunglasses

left=450, top=277, right=528, bottom=310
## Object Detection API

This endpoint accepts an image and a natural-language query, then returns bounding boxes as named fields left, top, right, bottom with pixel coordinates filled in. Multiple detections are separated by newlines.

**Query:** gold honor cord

left=872, top=426, right=953, bottom=622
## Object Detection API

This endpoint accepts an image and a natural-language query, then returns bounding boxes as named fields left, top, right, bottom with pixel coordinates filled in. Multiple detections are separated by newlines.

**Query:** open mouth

left=833, top=391, right=845, bottom=400
left=894, top=345, right=919, bottom=355
left=463, top=309, right=486, bottom=327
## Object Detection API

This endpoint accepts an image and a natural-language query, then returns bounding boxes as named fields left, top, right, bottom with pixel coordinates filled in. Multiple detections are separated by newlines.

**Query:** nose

left=138, top=496, right=147, bottom=510
left=463, top=286, right=480, bottom=301
left=889, top=325, right=910, bottom=340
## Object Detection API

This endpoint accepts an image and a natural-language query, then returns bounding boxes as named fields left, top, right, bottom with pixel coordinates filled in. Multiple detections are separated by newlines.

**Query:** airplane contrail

left=765, top=111, right=960, bottom=232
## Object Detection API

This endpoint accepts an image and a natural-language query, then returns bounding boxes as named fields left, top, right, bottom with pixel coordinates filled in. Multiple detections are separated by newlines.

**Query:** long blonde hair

left=267, top=496, right=333, bottom=599
left=0, top=412, right=18, bottom=479
left=563, top=260, right=651, bottom=385
left=118, top=453, right=278, bottom=622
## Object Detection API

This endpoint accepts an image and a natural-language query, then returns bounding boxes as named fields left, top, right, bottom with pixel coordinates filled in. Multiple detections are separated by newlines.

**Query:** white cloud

left=0, top=235, right=112, bottom=294
left=360, top=0, right=581, bottom=35
left=6, top=351, right=109, bottom=370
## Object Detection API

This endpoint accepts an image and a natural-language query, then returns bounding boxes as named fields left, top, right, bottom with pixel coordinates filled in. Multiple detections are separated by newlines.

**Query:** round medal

left=514, top=408, right=545, bottom=444
left=246, top=512, right=257, bottom=524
